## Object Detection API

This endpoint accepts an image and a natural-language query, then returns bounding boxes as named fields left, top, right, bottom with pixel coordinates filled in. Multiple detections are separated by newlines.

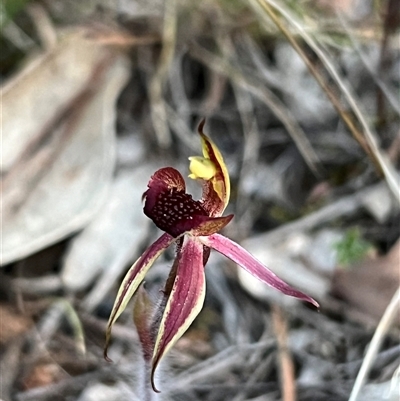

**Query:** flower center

left=144, top=189, right=208, bottom=237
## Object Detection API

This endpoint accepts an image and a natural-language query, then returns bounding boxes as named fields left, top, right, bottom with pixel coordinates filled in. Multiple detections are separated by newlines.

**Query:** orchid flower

left=104, top=119, right=318, bottom=392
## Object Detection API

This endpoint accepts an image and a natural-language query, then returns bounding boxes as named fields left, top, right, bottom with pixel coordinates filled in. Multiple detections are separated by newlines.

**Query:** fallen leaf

left=1, top=29, right=130, bottom=265
left=0, top=304, right=33, bottom=344
left=61, top=165, right=158, bottom=293
left=332, top=239, right=400, bottom=323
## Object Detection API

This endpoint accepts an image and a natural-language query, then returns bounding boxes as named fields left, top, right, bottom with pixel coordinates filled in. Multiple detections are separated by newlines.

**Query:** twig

left=13, top=275, right=62, bottom=296
left=376, top=0, right=400, bottom=124
left=0, top=336, right=24, bottom=401
left=14, top=367, right=115, bottom=401
left=216, top=32, right=262, bottom=230
left=348, top=287, right=400, bottom=401
left=249, top=0, right=369, bottom=154
left=168, top=50, right=192, bottom=121
left=339, top=345, right=400, bottom=377
left=249, top=0, right=400, bottom=204
left=244, top=182, right=388, bottom=245
left=167, top=341, right=274, bottom=392
left=26, top=3, right=57, bottom=51
left=272, top=305, right=296, bottom=401
left=231, top=353, right=275, bottom=401
left=164, top=104, right=199, bottom=152
left=336, top=13, right=400, bottom=117
left=149, top=0, right=177, bottom=148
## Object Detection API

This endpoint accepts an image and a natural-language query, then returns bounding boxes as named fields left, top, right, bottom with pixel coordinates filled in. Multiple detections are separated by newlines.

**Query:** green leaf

left=335, top=228, right=373, bottom=267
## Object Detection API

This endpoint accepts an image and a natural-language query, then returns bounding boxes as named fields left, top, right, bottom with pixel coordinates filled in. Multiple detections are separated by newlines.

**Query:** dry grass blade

left=214, top=29, right=262, bottom=229
left=349, top=287, right=400, bottom=401
left=272, top=305, right=296, bottom=401
left=0, top=337, right=24, bottom=401
left=165, top=104, right=200, bottom=152
left=249, top=0, right=400, bottom=204
left=231, top=85, right=261, bottom=230
left=149, top=0, right=177, bottom=148
left=336, top=13, right=400, bottom=118
left=232, top=356, right=275, bottom=401
left=167, top=341, right=274, bottom=392
left=168, top=50, right=192, bottom=122
left=26, top=3, right=57, bottom=50
left=59, top=299, right=86, bottom=355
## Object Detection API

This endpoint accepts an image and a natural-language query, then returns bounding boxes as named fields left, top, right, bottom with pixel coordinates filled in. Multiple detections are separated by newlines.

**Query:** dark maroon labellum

left=144, top=188, right=208, bottom=237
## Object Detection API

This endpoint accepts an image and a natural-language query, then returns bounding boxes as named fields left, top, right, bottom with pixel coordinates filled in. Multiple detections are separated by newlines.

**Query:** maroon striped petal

left=200, top=233, right=319, bottom=307
left=104, top=233, right=175, bottom=360
left=151, top=237, right=205, bottom=392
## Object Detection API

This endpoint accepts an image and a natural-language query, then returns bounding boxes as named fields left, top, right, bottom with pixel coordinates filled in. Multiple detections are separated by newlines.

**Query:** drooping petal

left=189, top=119, right=231, bottom=216
left=151, top=237, right=206, bottom=392
left=200, top=233, right=319, bottom=308
left=104, top=233, right=175, bottom=360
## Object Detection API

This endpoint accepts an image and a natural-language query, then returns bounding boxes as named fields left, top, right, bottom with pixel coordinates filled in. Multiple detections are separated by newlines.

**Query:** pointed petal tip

left=198, top=117, right=206, bottom=134
left=151, top=238, right=206, bottom=392
left=104, top=233, right=174, bottom=363
left=309, top=297, right=320, bottom=309
left=295, top=292, right=319, bottom=309
left=103, top=341, right=113, bottom=363
left=151, top=369, right=161, bottom=393
left=284, top=287, right=319, bottom=308
left=104, top=327, right=115, bottom=362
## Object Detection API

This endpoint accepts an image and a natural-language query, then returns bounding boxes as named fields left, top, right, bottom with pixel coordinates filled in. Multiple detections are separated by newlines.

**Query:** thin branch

left=249, top=0, right=400, bottom=204
left=348, top=287, right=400, bottom=401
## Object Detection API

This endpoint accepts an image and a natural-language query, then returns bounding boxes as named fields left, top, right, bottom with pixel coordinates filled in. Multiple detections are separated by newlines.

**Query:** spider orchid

left=104, top=119, right=318, bottom=392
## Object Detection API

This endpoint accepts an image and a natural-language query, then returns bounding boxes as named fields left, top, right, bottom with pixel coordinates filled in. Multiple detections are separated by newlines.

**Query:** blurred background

left=1, top=0, right=399, bottom=400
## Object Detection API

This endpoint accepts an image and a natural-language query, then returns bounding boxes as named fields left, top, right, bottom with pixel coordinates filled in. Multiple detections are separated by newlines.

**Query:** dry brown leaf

left=1, top=29, right=130, bottom=265
left=332, top=239, right=400, bottom=323
left=21, top=363, right=66, bottom=391
left=0, top=304, right=33, bottom=344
